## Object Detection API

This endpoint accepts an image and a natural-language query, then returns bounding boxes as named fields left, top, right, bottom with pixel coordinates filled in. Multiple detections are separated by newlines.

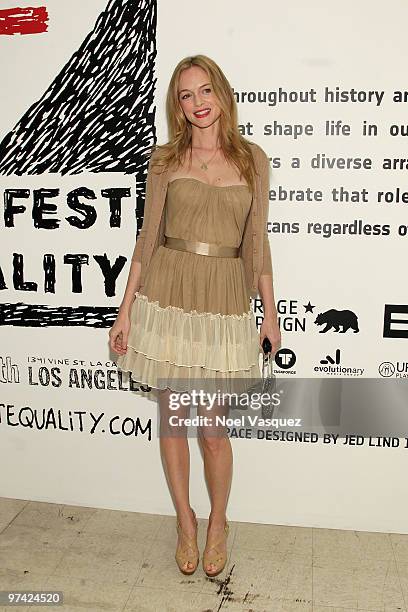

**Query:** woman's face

left=177, top=65, right=221, bottom=129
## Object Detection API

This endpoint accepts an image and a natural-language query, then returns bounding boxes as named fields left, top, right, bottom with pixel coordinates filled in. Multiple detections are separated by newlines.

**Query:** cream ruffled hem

left=117, top=351, right=262, bottom=396
left=116, top=291, right=262, bottom=394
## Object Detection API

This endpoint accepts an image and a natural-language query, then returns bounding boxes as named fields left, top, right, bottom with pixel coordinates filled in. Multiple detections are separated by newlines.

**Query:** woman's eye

left=180, top=89, right=210, bottom=100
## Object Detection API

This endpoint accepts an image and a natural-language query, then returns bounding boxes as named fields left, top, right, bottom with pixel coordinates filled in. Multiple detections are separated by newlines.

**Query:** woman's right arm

left=109, top=151, right=156, bottom=355
left=117, top=259, right=142, bottom=319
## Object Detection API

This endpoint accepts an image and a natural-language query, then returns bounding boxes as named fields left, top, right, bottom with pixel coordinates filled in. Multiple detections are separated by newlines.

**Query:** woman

left=109, top=55, right=281, bottom=577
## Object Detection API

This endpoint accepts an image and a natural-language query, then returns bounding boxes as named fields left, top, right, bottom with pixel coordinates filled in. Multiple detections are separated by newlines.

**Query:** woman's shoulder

left=145, top=144, right=161, bottom=165
left=247, top=140, right=269, bottom=164
left=145, top=144, right=167, bottom=176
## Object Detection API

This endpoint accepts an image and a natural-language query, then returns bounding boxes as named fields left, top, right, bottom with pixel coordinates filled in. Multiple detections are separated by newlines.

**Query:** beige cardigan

left=131, top=141, right=272, bottom=299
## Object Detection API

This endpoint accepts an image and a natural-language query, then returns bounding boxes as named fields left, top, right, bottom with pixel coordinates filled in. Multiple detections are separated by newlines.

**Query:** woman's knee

left=198, top=427, right=229, bottom=452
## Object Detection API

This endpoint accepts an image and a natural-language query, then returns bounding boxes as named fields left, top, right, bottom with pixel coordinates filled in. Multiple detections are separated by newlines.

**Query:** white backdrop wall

left=0, top=0, right=407, bottom=533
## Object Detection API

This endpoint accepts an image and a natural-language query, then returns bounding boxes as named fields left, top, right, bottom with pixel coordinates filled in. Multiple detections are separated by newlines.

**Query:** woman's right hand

left=109, top=312, right=131, bottom=355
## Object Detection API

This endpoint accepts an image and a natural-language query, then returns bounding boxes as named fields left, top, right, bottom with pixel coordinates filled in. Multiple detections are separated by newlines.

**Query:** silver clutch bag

left=246, top=337, right=277, bottom=419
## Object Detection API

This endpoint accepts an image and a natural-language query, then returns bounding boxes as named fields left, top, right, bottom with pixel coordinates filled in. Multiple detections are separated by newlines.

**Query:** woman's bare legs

left=158, top=388, right=197, bottom=571
left=197, top=398, right=232, bottom=574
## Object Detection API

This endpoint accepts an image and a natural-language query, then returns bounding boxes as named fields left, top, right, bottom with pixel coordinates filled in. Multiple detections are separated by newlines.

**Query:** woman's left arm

left=258, top=151, right=281, bottom=355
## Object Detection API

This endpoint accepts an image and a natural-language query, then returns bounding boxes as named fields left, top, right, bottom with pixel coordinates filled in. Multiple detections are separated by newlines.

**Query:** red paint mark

left=0, top=6, right=48, bottom=35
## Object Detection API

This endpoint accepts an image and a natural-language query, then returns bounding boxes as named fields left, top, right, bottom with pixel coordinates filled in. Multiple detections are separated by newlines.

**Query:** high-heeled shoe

left=175, top=507, right=199, bottom=575
left=202, top=519, right=229, bottom=577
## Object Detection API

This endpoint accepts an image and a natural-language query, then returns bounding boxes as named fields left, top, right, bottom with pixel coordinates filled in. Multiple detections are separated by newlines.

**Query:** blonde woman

left=110, top=55, right=281, bottom=576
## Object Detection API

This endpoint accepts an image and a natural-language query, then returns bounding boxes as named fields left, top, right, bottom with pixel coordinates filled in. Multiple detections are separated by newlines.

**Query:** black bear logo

left=314, top=309, right=359, bottom=333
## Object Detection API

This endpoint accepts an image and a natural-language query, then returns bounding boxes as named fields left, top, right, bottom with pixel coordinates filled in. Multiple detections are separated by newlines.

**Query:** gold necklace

left=193, top=146, right=220, bottom=171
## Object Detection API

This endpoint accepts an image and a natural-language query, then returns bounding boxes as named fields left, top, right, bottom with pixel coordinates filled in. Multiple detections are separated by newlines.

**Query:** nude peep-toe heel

left=202, top=519, right=229, bottom=577
left=175, top=507, right=199, bottom=575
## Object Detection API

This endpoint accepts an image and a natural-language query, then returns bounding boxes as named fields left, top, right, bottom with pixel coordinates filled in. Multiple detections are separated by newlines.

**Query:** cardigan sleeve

left=131, top=152, right=156, bottom=263
left=260, top=151, right=273, bottom=276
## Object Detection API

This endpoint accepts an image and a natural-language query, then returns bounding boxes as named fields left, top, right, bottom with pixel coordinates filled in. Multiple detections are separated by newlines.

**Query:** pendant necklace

left=194, top=146, right=220, bottom=171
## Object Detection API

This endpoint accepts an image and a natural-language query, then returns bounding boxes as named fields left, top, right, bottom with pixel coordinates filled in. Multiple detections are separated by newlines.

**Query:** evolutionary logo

left=314, top=308, right=359, bottom=334
left=383, top=304, right=408, bottom=339
left=379, top=361, right=408, bottom=378
left=314, top=348, right=364, bottom=376
left=274, top=348, right=296, bottom=374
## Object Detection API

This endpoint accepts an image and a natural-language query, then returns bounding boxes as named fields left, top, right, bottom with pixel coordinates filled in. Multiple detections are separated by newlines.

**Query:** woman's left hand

left=259, top=316, right=281, bottom=357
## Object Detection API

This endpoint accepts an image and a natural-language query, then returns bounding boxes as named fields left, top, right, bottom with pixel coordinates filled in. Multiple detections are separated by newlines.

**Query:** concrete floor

left=0, top=497, right=407, bottom=611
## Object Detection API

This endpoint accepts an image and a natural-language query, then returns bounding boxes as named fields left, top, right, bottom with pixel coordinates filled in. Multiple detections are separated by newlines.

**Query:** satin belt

left=163, top=235, right=239, bottom=258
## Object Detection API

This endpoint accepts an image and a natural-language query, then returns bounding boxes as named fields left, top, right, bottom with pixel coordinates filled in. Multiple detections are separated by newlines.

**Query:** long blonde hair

left=147, top=54, right=258, bottom=195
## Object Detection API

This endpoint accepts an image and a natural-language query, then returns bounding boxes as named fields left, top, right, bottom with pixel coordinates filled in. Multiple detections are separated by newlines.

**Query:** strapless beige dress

left=117, top=177, right=262, bottom=396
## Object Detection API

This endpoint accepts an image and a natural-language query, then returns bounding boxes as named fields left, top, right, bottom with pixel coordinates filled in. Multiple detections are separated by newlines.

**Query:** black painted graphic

left=0, top=0, right=157, bottom=327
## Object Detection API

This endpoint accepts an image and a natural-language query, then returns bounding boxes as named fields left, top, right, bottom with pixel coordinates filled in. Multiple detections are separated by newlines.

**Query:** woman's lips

left=193, top=108, right=211, bottom=119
